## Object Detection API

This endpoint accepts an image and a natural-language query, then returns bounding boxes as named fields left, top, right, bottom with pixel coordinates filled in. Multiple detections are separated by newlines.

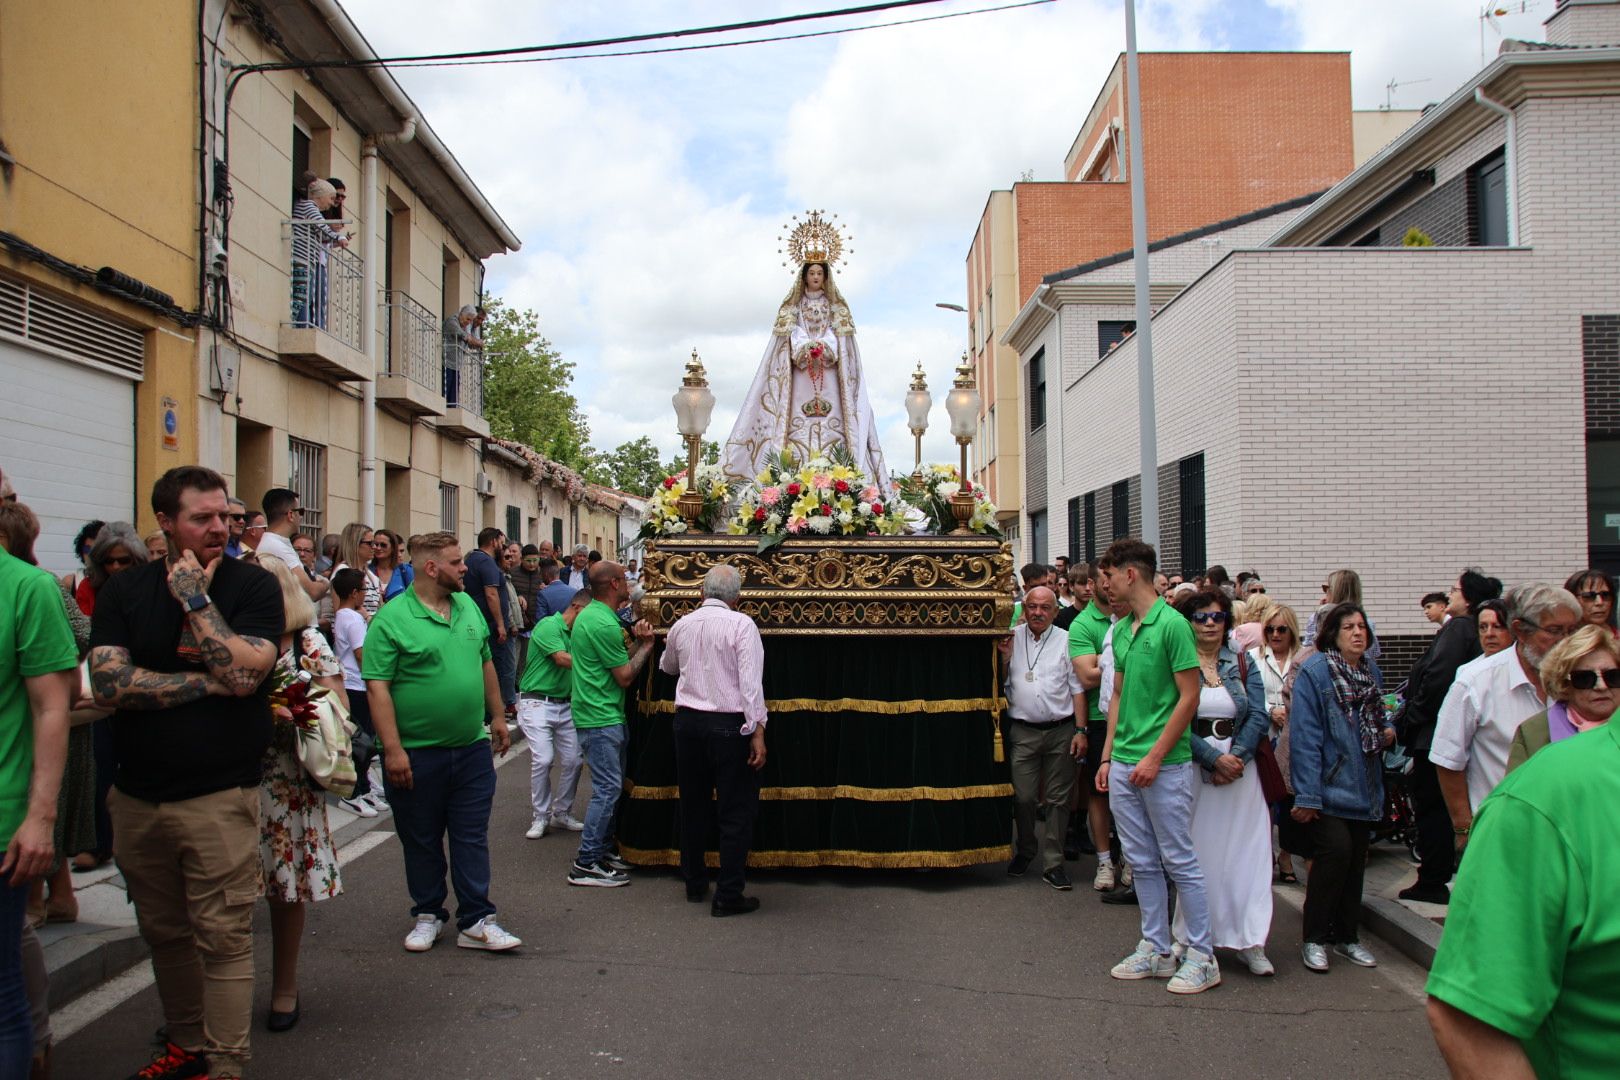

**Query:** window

left=439, top=482, right=458, bottom=533
left=1111, top=480, right=1129, bottom=540
left=1083, top=492, right=1097, bottom=562
left=552, top=517, right=563, bottom=550
left=1066, top=497, right=1080, bottom=563
left=1179, top=454, right=1206, bottom=576
left=287, top=438, right=324, bottom=539
left=1098, top=321, right=1135, bottom=358
left=1028, top=510, right=1047, bottom=565
left=505, top=505, right=521, bottom=542
left=986, top=403, right=997, bottom=464
left=1587, top=438, right=1620, bottom=570
left=1474, top=150, right=1508, bottom=246
left=1027, top=348, right=1046, bottom=431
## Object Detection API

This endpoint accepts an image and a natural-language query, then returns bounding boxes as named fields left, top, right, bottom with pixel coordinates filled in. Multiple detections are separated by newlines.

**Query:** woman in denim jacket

left=1289, top=602, right=1397, bottom=974
left=1170, top=590, right=1275, bottom=976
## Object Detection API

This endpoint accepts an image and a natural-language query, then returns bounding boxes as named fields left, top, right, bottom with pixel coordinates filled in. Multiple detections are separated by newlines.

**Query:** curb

left=1362, top=894, right=1442, bottom=971
left=44, top=925, right=148, bottom=1012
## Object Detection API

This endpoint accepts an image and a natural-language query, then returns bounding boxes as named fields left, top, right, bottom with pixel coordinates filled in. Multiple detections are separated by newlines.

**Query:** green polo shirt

left=0, top=550, right=77, bottom=851
left=1067, top=599, right=1113, bottom=726
left=1111, top=597, right=1197, bottom=765
left=361, top=587, right=490, bottom=749
left=519, top=612, right=571, bottom=699
left=570, top=600, right=629, bottom=730
left=1427, top=722, right=1620, bottom=1078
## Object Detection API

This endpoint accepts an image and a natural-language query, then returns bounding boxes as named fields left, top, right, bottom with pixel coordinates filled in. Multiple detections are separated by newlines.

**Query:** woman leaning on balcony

left=291, top=172, right=348, bottom=330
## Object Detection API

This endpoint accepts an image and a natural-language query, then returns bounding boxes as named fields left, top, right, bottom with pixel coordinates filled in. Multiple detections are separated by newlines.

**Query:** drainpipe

left=359, top=118, right=417, bottom=525
left=1473, top=88, right=1518, bottom=245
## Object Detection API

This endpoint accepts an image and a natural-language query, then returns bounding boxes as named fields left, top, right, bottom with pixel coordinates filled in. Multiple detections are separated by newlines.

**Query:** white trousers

left=515, top=697, right=581, bottom=822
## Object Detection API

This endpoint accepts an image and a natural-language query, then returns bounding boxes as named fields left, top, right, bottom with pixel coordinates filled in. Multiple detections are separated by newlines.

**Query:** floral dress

left=260, top=628, right=343, bottom=903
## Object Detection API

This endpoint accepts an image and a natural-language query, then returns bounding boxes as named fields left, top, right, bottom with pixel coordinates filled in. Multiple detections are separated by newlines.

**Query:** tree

left=598, top=436, right=665, bottom=496
left=480, top=297, right=593, bottom=469
left=659, top=440, right=720, bottom=484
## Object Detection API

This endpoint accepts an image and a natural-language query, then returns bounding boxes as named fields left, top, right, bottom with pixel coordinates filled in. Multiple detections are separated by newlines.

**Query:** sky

left=341, top=0, right=1548, bottom=471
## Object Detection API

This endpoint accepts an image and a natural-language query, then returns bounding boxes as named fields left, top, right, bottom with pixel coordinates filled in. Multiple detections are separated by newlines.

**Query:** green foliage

left=1402, top=227, right=1435, bottom=248
left=480, top=297, right=593, bottom=470
left=597, top=436, right=666, bottom=496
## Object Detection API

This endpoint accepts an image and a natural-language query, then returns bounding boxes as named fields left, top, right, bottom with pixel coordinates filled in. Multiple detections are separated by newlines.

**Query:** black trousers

left=1406, top=752, right=1455, bottom=887
left=1303, top=815, right=1370, bottom=944
left=674, top=709, right=761, bottom=903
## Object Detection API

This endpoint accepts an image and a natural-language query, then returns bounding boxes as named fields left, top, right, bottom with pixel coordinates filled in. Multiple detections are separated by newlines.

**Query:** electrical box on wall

left=209, top=343, right=240, bottom=397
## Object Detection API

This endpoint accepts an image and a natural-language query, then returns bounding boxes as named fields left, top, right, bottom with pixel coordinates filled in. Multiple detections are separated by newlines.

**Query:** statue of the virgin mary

left=721, top=211, right=888, bottom=485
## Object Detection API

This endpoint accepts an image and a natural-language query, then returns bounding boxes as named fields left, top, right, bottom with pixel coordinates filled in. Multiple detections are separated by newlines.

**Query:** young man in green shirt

left=567, top=561, right=654, bottom=887
left=1068, top=558, right=1122, bottom=892
left=515, top=590, right=589, bottom=840
left=1096, top=538, right=1217, bottom=994
left=364, top=532, right=520, bottom=954
left=1426, top=721, right=1620, bottom=1078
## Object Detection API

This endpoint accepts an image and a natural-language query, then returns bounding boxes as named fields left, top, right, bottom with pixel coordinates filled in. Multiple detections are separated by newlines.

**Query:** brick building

left=1006, top=0, right=1620, bottom=679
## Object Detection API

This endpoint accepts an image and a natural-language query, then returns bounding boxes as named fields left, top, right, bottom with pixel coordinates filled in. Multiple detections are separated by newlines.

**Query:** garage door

left=0, top=282, right=140, bottom=577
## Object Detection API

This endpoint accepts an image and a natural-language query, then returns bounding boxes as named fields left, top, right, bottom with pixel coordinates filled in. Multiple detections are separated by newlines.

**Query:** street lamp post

left=1124, top=0, right=1159, bottom=545
left=670, top=348, right=715, bottom=528
left=904, top=361, right=932, bottom=474
left=943, top=353, right=981, bottom=535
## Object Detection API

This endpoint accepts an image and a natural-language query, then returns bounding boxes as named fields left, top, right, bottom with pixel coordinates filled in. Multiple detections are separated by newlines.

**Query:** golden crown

left=779, top=209, right=851, bottom=268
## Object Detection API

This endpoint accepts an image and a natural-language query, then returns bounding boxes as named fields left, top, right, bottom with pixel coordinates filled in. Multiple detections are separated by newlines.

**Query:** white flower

left=668, top=519, right=688, bottom=534
left=808, top=516, right=833, bottom=534
left=765, top=513, right=782, bottom=531
left=937, top=481, right=960, bottom=500
left=837, top=510, right=853, bottom=526
left=857, top=501, right=872, bottom=516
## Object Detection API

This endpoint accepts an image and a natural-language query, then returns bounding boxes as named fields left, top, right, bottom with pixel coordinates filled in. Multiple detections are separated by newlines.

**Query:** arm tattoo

left=88, top=646, right=216, bottom=710
left=189, top=605, right=274, bottom=690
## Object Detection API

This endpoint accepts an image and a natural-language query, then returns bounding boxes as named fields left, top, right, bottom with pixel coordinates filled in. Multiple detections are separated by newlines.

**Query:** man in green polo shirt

left=1069, top=557, right=1121, bottom=893
left=364, top=531, right=520, bottom=955
left=567, top=561, right=654, bottom=887
left=1426, top=721, right=1620, bottom=1078
left=515, top=590, right=590, bottom=839
left=1096, top=538, right=1216, bottom=994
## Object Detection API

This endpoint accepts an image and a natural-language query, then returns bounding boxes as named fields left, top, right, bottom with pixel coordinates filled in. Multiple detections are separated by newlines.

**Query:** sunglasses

left=102, top=555, right=134, bottom=569
left=1190, top=612, right=1229, bottom=625
left=1568, top=668, right=1620, bottom=690
left=1247, top=586, right=1266, bottom=594
left=228, top=514, right=246, bottom=522
left=1579, top=590, right=1614, bottom=602
left=1265, top=625, right=1290, bottom=636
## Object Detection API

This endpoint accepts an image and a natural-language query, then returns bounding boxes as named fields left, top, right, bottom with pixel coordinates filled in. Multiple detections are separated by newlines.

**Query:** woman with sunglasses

left=1170, top=589, right=1274, bottom=976
left=369, top=528, right=413, bottom=604
left=1246, top=604, right=1304, bottom=882
left=1563, top=568, right=1616, bottom=631
left=1507, top=625, right=1619, bottom=771
left=332, top=522, right=382, bottom=620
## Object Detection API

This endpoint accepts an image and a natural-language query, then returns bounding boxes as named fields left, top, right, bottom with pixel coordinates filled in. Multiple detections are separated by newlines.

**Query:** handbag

left=296, top=688, right=358, bottom=799
left=1237, top=648, right=1288, bottom=803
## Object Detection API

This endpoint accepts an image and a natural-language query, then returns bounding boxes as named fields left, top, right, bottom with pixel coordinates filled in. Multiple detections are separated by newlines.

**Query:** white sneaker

left=1167, top=947, right=1222, bottom=994
left=403, top=914, right=445, bottom=953
left=551, top=813, right=585, bottom=832
left=1110, top=939, right=1176, bottom=980
left=339, top=795, right=378, bottom=818
left=1236, top=946, right=1275, bottom=976
left=1119, top=862, right=1134, bottom=889
left=1092, top=860, right=1115, bottom=892
left=365, top=790, right=390, bottom=814
left=457, top=915, right=521, bottom=952
left=525, top=818, right=547, bottom=840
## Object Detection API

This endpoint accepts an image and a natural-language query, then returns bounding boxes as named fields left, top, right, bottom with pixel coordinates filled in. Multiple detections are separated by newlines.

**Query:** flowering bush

left=728, top=448, right=910, bottom=551
left=639, top=463, right=729, bottom=538
left=896, top=463, right=1001, bottom=536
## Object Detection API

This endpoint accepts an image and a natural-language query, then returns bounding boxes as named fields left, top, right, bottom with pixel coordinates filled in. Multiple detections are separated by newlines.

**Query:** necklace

left=1198, top=652, right=1221, bottom=687
left=1023, top=626, right=1052, bottom=682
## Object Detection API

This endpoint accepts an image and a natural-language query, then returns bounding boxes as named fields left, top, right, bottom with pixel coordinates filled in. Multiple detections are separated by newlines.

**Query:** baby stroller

left=1374, top=744, right=1419, bottom=861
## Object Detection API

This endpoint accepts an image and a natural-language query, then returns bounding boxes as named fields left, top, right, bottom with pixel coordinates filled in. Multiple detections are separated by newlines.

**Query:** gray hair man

left=1430, top=582, right=1581, bottom=855
left=658, top=563, right=768, bottom=915
left=563, top=544, right=590, bottom=591
left=999, top=585, right=1086, bottom=890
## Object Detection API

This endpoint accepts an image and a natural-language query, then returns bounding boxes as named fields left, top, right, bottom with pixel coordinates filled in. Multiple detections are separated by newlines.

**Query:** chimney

left=1545, top=0, right=1620, bottom=47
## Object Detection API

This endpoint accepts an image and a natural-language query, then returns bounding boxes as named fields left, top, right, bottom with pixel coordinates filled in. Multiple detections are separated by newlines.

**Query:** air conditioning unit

left=475, top=471, right=495, bottom=497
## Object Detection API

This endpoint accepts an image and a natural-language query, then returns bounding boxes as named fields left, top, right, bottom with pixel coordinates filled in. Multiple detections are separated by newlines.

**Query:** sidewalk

left=1278, top=834, right=1447, bottom=971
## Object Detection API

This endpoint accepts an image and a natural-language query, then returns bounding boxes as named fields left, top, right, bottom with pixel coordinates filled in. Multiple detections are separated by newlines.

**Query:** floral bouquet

left=639, top=462, right=730, bottom=538
left=268, top=664, right=327, bottom=738
left=728, top=447, right=911, bottom=552
left=896, top=463, right=1001, bottom=536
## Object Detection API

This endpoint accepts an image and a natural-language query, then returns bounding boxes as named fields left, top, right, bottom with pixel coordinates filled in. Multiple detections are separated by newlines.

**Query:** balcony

left=440, top=339, right=489, bottom=440
left=377, top=291, right=446, bottom=418
left=278, top=221, right=370, bottom=382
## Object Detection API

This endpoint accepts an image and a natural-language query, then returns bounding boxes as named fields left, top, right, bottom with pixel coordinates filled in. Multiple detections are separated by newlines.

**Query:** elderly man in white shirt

left=1430, top=582, right=1581, bottom=856
left=999, top=586, right=1086, bottom=890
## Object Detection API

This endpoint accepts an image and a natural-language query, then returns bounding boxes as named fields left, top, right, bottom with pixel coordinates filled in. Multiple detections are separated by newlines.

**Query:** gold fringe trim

left=616, top=843, right=1014, bottom=870
left=637, top=696, right=1000, bottom=716
left=628, top=783, right=1013, bottom=802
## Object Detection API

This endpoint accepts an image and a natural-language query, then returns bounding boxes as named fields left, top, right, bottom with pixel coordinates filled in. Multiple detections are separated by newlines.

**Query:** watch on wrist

left=184, top=593, right=213, bottom=613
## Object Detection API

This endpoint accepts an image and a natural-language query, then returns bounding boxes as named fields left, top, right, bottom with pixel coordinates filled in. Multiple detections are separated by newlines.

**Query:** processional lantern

left=671, top=348, right=715, bottom=527
left=943, top=352, right=981, bottom=535
left=904, top=361, right=932, bottom=474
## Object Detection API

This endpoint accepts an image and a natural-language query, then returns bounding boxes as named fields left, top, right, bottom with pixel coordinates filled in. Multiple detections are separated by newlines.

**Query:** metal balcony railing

left=285, top=219, right=362, bottom=351
left=381, top=290, right=442, bottom=392
left=443, top=338, right=485, bottom=417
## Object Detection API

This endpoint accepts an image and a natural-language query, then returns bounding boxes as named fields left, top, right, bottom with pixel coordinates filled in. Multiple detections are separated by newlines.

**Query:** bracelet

left=1098, top=758, right=1111, bottom=765
left=1453, top=825, right=1471, bottom=835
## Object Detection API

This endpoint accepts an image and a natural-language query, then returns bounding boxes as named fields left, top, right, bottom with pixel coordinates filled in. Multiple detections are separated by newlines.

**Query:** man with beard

left=363, top=532, right=520, bottom=954
left=1430, top=582, right=1581, bottom=859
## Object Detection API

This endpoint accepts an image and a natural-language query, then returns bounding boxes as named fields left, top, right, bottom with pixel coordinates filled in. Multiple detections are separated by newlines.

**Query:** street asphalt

left=56, top=746, right=1445, bottom=1080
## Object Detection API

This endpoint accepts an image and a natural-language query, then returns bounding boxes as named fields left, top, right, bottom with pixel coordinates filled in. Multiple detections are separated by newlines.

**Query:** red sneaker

left=127, top=1042, right=208, bottom=1080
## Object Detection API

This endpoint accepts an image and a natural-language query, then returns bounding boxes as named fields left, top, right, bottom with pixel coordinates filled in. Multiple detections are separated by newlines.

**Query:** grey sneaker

left=1301, top=942, right=1330, bottom=972
left=1334, top=942, right=1377, bottom=968
left=1236, top=946, right=1275, bottom=976
left=1167, top=947, right=1221, bottom=994
left=1110, top=939, right=1176, bottom=980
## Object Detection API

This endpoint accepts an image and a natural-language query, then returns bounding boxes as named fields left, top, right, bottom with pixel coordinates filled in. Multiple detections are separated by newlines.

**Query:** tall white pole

left=1124, top=0, right=1159, bottom=546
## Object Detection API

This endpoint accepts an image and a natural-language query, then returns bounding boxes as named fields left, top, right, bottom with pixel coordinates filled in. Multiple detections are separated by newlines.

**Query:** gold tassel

left=616, top=844, right=1014, bottom=870
left=627, top=783, right=1012, bottom=802
left=638, top=696, right=1002, bottom=716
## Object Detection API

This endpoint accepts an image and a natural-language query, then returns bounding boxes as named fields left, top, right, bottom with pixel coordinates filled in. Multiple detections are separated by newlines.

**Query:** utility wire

left=383, top=0, right=1056, bottom=70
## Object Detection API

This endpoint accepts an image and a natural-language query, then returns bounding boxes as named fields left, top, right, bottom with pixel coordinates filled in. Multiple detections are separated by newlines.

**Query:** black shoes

left=1100, top=885, right=1139, bottom=905
left=1043, top=866, right=1073, bottom=891
left=711, top=895, right=760, bottom=917
left=1397, top=882, right=1451, bottom=905
left=1007, top=855, right=1032, bottom=877
left=685, top=882, right=710, bottom=903
left=267, top=996, right=300, bottom=1033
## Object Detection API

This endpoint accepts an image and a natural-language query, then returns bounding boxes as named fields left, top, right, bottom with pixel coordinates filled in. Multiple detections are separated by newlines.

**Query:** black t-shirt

left=1053, top=605, right=1080, bottom=632
left=89, top=557, right=285, bottom=802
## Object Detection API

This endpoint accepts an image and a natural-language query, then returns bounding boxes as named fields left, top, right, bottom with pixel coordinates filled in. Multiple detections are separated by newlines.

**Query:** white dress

left=1172, top=684, right=1273, bottom=951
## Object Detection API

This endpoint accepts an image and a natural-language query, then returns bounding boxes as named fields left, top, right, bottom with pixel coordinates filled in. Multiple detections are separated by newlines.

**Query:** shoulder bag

left=1239, top=648, right=1288, bottom=804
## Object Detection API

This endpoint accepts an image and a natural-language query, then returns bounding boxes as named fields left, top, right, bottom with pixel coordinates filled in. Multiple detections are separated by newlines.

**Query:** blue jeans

left=1109, top=761, right=1212, bottom=955
left=490, top=637, right=518, bottom=711
left=384, top=742, right=497, bottom=931
left=576, top=723, right=626, bottom=866
left=0, top=881, right=31, bottom=1076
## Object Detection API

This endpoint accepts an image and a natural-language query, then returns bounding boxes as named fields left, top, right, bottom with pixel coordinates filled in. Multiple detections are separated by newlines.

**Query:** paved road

left=57, top=746, right=1444, bottom=1079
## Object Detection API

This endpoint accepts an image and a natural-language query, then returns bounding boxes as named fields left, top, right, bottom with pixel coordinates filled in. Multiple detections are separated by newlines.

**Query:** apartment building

left=1012, top=0, right=1620, bottom=678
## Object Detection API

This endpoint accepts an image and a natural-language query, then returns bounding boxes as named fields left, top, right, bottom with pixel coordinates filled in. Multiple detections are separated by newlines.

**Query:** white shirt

left=333, top=607, right=367, bottom=692
left=255, top=530, right=300, bottom=570
left=563, top=565, right=588, bottom=590
left=1430, top=647, right=1546, bottom=811
left=1097, top=619, right=1120, bottom=718
left=1004, top=622, right=1083, bottom=724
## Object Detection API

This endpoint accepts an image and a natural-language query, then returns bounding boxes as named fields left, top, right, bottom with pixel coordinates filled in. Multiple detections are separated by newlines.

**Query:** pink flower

left=787, top=516, right=806, bottom=533
left=760, top=486, right=782, bottom=504
left=860, top=485, right=880, bottom=503
left=813, top=473, right=832, bottom=490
